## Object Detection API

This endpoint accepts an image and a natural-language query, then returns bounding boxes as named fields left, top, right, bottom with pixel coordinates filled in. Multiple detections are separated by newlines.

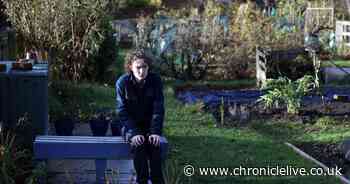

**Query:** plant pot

left=110, top=119, right=123, bottom=136
left=54, top=118, right=75, bottom=136
left=0, top=64, right=6, bottom=72
left=12, top=62, right=33, bottom=70
left=89, top=119, right=109, bottom=136
left=15, top=172, right=32, bottom=184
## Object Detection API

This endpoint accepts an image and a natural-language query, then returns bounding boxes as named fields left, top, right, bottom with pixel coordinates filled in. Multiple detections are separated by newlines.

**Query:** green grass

left=321, top=59, right=350, bottom=68
left=164, top=85, right=340, bottom=183
left=49, top=80, right=344, bottom=183
left=249, top=118, right=350, bottom=143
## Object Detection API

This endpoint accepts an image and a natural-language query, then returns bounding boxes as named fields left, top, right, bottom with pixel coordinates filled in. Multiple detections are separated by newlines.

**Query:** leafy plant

left=314, top=116, right=338, bottom=129
left=258, top=75, right=316, bottom=114
left=84, top=15, right=118, bottom=85
left=87, top=106, right=115, bottom=123
left=163, top=159, right=182, bottom=184
left=25, top=162, right=47, bottom=184
left=49, top=81, right=81, bottom=122
left=0, top=130, right=32, bottom=184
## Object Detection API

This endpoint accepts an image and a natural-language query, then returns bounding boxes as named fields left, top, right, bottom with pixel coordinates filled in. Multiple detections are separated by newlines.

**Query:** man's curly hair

left=124, top=49, right=152, bottom=73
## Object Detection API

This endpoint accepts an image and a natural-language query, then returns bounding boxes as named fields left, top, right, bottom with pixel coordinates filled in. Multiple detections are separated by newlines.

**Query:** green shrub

left=163, top=159, right=181, bottom=184
left=185, top=101, right=205, bottom=114
left=258, top=75, right=316, bottom=114
left=25, top=162, right=47, bottom=184
left=314, top=116, right=339, bottom=129
left=49, top=81, right=115, bottom=122
left=114, top=48, right=129, bottom=82
left=0, top=125, right=33, bottom=184
left=84, top=15, right=118, bottom=85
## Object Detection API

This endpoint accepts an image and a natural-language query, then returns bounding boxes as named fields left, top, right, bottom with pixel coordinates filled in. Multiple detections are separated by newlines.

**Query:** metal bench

left=33, top=135, right=168, bottom=184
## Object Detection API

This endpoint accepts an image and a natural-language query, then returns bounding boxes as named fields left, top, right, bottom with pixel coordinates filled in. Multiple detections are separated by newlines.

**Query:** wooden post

left=309, top=49, right=320, bottom=88
left=256, top=46, right=268, bottom=88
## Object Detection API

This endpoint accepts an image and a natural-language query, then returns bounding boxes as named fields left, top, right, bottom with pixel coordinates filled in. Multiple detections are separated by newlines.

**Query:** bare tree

left=3, top=0, right=112, bottom=81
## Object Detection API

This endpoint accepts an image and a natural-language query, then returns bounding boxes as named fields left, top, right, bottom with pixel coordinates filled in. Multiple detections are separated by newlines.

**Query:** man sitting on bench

left=116, top=49, right=165, bottom=184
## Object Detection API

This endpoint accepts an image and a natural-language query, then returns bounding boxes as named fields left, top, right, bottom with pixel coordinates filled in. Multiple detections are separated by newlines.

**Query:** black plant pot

left=54, top=118, right=75, bottom=136
left=110, top=120, right=122, bottom=136
left=89, top=119, right=109, bottom=136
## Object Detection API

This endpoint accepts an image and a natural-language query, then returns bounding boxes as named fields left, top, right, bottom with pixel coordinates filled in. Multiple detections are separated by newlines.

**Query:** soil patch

left=295, top=142, right=350, bottom=177
left=175, top=86, right=350, bottom=126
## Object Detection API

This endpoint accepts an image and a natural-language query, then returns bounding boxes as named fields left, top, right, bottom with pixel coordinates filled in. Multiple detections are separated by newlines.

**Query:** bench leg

left=95, top=159, right=107, bottom=184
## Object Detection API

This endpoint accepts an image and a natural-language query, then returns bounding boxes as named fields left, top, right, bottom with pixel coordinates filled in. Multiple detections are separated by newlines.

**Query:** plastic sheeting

left=177, top=90, right=263, bottom=106
left=177, top=87, right=350, bottom=106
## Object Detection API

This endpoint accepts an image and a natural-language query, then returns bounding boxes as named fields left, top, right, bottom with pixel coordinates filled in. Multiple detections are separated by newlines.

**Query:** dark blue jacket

left=116, top=72, right=164, bottom=138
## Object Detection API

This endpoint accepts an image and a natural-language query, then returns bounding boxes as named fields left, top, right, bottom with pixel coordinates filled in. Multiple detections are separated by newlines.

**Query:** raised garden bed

left=294, top=142, right=350, bottom=178
left=174, top=82, right=256, bottom=95
left=176, top=86, right=350, bottom=126
left=176, top=84, right=350, bottom=180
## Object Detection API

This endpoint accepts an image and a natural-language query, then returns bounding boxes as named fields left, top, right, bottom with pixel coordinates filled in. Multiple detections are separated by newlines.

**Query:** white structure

left=305, top=7, right=334, bottom=34
left=335, top=20, right=350, bottom=47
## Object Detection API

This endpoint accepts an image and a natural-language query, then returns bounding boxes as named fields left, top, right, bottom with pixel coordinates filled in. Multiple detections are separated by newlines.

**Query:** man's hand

left=148, top=134, right=160, bottom=147
left=131, top=135, right=145, bottom=146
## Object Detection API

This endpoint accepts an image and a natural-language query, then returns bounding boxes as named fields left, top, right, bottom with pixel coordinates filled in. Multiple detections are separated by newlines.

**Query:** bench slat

left=34, top=142, right=131, bottom=159
left=34, top=136, right=168, bottom=159
left=35, top=136, right=125, bottom=143
left=33, top=135, right=168, bottom=184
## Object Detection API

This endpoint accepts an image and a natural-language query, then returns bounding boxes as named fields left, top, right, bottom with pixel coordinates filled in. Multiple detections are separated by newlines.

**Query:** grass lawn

left=321, top=59, right=350, bottom=68
left=164, top=84, right=343, bottom=183
left=49, top=80, right=345, bottom=183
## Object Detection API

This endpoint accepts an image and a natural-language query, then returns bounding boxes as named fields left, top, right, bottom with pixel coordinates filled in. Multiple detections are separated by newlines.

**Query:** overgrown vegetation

left=129, top=1, right=252, bottom=80
left=258, top=75, right=316, bottom=114
left=0, top=117, right=47, bottom=184
left=48, top=80, right=115, bottom=122
left=84, top=16, right=118, bottom=85
left=3, top=0, right=112, bottom=81
left=122, top=0, right=322, bottom=81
